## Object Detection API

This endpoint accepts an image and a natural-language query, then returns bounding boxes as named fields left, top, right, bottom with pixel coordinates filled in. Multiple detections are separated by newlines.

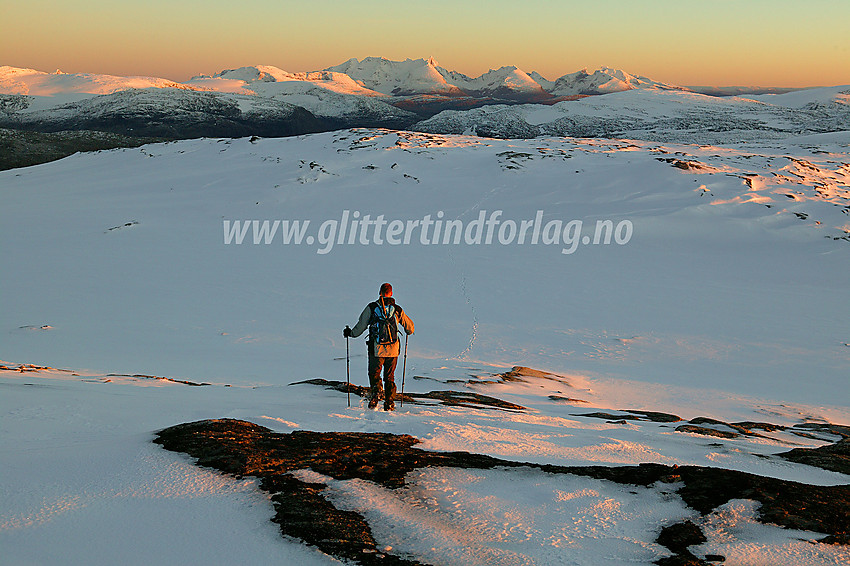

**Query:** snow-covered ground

left=1, top=129, right=849, bottom=564
left=416, top=87, right=850, bottom=142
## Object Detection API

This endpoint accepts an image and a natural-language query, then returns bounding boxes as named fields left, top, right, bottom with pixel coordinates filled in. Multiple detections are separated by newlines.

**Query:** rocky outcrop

left=154, top=419, right=849, bottom=566
left=292, top=378, right=527, bottom=411
left=779, top=438, right=850, bottom=475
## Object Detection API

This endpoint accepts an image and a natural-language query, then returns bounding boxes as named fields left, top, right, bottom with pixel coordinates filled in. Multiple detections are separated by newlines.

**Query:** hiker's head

left=379, top=282, right=393, bottom=297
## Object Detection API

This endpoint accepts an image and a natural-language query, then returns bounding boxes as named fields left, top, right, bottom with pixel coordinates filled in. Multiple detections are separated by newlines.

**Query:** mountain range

left=0, top=57, right=848, bottom=167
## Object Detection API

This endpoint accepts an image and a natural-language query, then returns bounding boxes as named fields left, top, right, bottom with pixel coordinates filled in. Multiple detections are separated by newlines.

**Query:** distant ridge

left=0, top=59, right=847, bottom=168
left=1, top=59, right=695, bottom=101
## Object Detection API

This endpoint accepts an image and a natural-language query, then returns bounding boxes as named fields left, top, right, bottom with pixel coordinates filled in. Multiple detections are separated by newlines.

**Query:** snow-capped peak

left=324, top=57, right=463, bottom=96
left=547, top=66, right=687, bottom=96
left=213, top=65, right=294, bottom=83
left=461, top=66, right=540, bottom=90
left=183, top=64, right=387, bottom=98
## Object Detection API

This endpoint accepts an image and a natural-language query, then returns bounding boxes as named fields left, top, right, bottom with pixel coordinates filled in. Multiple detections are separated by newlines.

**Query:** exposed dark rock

left=676, top=466, right=849, bottom=538
left=292, top=378, right=526, bottom=411
left=654, top=518, right=712, bottom=565
left=732, top=421, right=786, bottom=433
left=627, top=410, right=684, bottom=423
left=778, top=438, right=850, bottom=474
left=665, top=159, right=707, bottom=171
left=655, top=555, right=710, bottom=566
left=494, top=365, right=570, bottom=384
left=577, top=410, right=683, bottom=423
left=578, top=411, right=648, bottom=422
left=264, top=474, right=419, bottom=565
left=676, top=425, right=739, bottom=439
left=674, top=417, right=804, bottom=439
left=685, top=417, right=775, bottom=438
left=679, top=418, right=848, bottom=445
left=689, top=417, right=730, bottom=427
left=418, top=390, right=525, bottom=411
left=657, top=520, right=707, bottom=553
left=790, top=423, right=850, bottom=440
left=548, top=395, right=588, bottom=404
left=153, top=419, right=849, bottom=565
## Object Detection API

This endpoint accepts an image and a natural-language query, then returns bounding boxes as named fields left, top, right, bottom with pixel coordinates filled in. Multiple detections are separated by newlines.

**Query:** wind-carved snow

left=292, top=467, right=848, bottom=566
left=293, top=467, right=695, bottom=566
left=695, top=500, right=850, bottom=566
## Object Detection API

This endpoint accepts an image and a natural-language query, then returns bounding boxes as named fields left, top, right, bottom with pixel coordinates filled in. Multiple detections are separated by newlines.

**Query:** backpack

left=369, top=298, right=399, bottom=346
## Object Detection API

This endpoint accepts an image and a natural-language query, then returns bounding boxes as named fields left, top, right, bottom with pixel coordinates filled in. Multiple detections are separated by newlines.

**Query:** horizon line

left=3, top=61, right=839, bottom=92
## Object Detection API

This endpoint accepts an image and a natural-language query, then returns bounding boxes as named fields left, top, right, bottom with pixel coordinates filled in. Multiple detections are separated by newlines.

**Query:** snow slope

left=0, top=66, right=201, bottom=96
left=748, top=85, right=850, bottom=109
left=185, top=66, right=416, bottom=123
left=187, top=65, right=388, bottom=98
left=0, top=65, right=416, bottom=129
left=2, top=128, right=848, bottom=402
left=2, top=128, right=849, bottom=565
left=416, top=88, right=850, bottom=142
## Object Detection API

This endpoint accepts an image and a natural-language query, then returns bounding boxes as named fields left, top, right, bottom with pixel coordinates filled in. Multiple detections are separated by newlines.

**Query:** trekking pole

left=400, top=332, right=408, bottom=407
left=345, top=326, right=351, bottom=408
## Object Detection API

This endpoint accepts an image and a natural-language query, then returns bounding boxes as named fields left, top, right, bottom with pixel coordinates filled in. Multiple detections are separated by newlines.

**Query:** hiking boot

left=368, top=396, right=380, bottom=409
left=383, top=401, right=395, bottom=411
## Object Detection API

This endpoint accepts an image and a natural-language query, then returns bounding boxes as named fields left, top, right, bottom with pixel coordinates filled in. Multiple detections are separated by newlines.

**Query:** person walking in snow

left=344, top=283, right=414, bottom=411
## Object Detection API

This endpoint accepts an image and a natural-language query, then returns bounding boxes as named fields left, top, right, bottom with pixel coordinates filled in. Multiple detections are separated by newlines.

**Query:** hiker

left=344, top=283, right=414, bottom=410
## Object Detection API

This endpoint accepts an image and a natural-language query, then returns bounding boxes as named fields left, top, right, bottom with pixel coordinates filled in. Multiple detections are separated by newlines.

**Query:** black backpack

left=369, top=298, right=399, bottom=345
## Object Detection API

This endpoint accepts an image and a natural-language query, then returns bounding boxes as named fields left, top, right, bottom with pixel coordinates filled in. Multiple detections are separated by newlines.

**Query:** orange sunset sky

left=2, top=0, right=848, bottom=87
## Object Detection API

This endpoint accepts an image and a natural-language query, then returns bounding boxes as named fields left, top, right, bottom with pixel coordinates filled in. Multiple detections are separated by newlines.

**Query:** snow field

left=2, top=127, right=848, bottom=565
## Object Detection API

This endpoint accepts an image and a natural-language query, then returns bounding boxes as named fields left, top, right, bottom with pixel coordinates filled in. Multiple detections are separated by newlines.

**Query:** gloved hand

left=343, top=326, right=351, bottom=338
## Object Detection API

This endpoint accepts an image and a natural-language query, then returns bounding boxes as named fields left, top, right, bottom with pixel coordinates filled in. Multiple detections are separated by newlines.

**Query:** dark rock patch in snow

left=154, top=419, right=849, bottom=566
left=495, top=365, right=571, bottom=385
left=577, top=410, right=684, bottom=423
left=655, top=520, right=710, bottom=565
left=676, top=418, right=850, bottom=449
left=779, top=438, right=850, bottom=475
left=675, top=424, right=740, bottom=439
left=548, top=395, right=589, bottom=404
left=292, top=378, right=526, bottom=411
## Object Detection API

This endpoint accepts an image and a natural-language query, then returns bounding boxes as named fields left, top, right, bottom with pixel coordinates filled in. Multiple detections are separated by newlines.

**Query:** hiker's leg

left=383, top=356, right=398, bottom=410
left=368, top=352, right=384, bottom=407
